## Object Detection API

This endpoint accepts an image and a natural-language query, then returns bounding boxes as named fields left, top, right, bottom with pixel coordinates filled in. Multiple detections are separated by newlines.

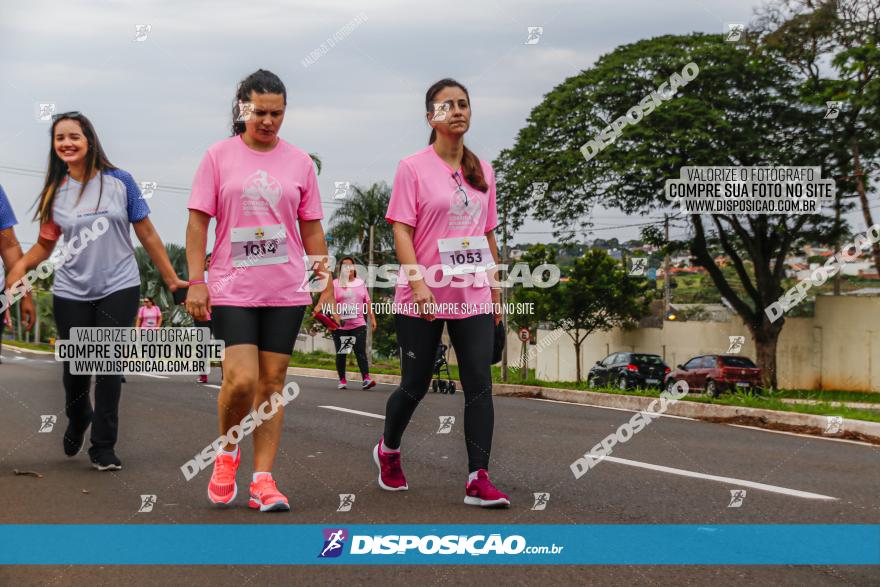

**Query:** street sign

left=519, top=328, right=530, bottom=342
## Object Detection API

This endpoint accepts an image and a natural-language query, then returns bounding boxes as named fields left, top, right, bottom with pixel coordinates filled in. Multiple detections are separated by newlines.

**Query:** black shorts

left=211, top=306, right=306, bottom=355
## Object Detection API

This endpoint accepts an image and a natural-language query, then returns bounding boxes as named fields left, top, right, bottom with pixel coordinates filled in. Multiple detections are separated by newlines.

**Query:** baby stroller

left=430, top=342, right=457, bottom=394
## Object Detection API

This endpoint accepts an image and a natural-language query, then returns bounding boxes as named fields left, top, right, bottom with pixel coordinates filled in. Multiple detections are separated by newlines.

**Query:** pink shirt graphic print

left=384, top=145, right=498, bottom=319
left=188, top=135, right=324, bottom=307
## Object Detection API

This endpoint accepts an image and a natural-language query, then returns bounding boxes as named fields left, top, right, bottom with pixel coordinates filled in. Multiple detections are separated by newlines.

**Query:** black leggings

left=383, top=313, right=495, bottom=473
left=332, top=325, right=369, bottom=379
left=53, top=285, right=140, bottom=455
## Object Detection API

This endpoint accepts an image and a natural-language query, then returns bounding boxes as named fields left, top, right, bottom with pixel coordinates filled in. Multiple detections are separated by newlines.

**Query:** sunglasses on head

left=51, top=111, right=83, bottom=122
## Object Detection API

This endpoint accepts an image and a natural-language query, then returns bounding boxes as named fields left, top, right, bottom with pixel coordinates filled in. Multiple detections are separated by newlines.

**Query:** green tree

left=135, top=243, right=191, bottom=326
left=494, top=33, right=835, bottom=388
left=543, top=250, right=652, bottom=383
left=755, top=0, right=880, bottom=274
left=326, top=182, right=395, bottom=265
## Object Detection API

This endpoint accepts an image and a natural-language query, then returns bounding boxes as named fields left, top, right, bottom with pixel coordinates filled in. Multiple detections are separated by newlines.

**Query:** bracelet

left=188, top=279, right=206, bottom=286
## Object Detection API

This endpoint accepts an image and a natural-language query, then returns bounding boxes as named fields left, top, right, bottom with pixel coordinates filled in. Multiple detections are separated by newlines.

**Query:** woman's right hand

left=185, top=283, right=211, bottom=322
left=4, top=261, right=25, bottom=291
left=411, top=280, right=436, bottom=321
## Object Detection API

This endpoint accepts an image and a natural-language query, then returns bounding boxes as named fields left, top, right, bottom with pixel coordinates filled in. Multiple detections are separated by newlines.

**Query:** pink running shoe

left=464, top=469, right=510, bottom=508
left=373, top=437, right=408, bottom=491
left=249, top=474, right=290, bottom=512
left=198, top=374, right=208, bottom=384
left=207, top=449, right=240, bottom=505
left=362, top=377, right=376, bottom=390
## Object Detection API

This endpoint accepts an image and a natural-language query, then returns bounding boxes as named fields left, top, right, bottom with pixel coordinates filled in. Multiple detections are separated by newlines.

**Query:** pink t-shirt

left=385, top=145, right=498, bottom=319
left=188, top=136, right=323, bottom=307
left=137, top=305, right=161, bottom=329
left=333, top=276, right=371, bottom=330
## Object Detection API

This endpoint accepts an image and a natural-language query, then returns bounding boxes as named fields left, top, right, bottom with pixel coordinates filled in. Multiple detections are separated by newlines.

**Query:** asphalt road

left=1, top=345, right=878, bottom=586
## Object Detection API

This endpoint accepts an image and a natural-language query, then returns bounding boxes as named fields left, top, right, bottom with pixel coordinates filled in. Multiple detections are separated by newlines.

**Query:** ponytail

left=425, top=78, right=488, bottom=193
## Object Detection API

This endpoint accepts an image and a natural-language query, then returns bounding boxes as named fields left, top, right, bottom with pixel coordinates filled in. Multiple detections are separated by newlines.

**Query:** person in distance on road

left=331, top=256, right=377, bottom=390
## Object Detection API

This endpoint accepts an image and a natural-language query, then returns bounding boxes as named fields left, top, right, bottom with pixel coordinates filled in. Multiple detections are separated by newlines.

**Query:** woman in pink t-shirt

left=331, top=256, right=377, bottom=390
left=373, top=78, right=510, bottom=507
left=135, top=297, right=162, bottom=329
left=185, top=69, right=336, bottom=512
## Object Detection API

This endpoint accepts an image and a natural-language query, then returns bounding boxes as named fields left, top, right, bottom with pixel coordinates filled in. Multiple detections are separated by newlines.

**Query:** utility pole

left=366, top=223, right=375, bottom=369
left=663, top=214, right=671, bottom=318
left=501, top=192, right=509, bottom=383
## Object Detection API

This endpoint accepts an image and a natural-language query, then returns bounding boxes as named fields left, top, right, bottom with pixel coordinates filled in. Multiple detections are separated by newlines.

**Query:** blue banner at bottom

left=1, top=525, right=878, bottom=565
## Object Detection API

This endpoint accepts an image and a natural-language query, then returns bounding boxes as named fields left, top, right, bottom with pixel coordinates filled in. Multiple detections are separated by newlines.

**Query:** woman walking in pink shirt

left=135, top=297, right=162, bottom=329
left=373, top=79, right=509, bottom=507
left=332, top=256, right=377, bottom=390
left=185, top=69, right=335, bottom=512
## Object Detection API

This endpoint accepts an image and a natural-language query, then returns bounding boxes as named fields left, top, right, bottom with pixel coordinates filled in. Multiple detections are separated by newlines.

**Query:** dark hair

left=34, top=112, right=115, bottom=224
left=425, top=78, right=487, bottom=193
left=144, top=296, right=154, bottom=304
left=231, top=69, right=287, bottom=136
left=337, top=255, right=357, bottom=279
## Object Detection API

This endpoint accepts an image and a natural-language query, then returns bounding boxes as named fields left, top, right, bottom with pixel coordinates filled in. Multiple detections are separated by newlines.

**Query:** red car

left=664, top=355, right=762, bottom=397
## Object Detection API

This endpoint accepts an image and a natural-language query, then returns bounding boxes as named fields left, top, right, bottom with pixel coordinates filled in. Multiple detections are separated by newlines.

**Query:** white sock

left=220, top=445, right=238, bottom=457
left=468, top=470, right=481, bottom=483
left=253, top=471, right=272, bottom=482
left=381, top=440, right=400, bottom=454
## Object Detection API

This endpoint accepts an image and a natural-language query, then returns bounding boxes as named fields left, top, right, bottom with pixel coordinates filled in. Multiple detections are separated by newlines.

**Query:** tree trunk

left=750, top=319, right=784, bottom=389
left=574, top=339, right=582, bottom=383
left=851, top=139, right=880, bottom=276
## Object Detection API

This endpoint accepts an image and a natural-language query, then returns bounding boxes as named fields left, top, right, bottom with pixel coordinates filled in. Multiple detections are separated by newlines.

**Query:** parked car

left=664, top=354, right=762, bottom=397
left=588, top=352, right=670, bottom=390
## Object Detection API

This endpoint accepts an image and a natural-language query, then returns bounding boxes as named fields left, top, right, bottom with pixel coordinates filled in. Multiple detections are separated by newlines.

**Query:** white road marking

left=204, top=384, right=222, bottom=389
left=524, top=397, right=696, bottom=421
left=318, top=405, right=385, bottom=420
left=131, top=373, right=168, bottom=379
left=726, top=424, right=878, bottom=448
left=598, top=455, right=838, bottom=500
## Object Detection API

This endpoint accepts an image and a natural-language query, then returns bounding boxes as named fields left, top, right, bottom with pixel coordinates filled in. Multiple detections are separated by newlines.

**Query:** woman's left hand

left=166, top=275, right=190, bottom=293
left=315, top=289, right=339, bottom=324
left=491, top=288, right=502, bottom=325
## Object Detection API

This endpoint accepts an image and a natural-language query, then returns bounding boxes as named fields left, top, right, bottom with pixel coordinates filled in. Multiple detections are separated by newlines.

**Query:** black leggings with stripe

left=383, top=313, right=495, bottom=473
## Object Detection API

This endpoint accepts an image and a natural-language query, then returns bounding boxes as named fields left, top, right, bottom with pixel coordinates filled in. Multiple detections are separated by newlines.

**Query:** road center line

left=598, top=455, right=837, bottom=500
left=132, top=373, right=168, bottom=379
left=319, top=405, right=385, bottom=420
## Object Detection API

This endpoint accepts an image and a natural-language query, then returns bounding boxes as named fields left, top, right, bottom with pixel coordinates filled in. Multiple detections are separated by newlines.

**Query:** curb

left=2, top=343, right=54, bottom=356
left=286, top=366, right=880, bottom=443
left=491, top=383, right=880, bottom=444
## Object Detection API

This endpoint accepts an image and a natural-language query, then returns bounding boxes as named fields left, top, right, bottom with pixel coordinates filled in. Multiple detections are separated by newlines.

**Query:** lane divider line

left=318, top=405, right=385, bottom=420
left=599, top=455, right=838, bottom=500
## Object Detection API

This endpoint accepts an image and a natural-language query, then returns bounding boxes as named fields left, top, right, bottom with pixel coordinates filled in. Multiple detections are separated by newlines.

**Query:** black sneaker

left=90, top=449, right=122, bottom=471
left=63, top=419, right=91, bottom=457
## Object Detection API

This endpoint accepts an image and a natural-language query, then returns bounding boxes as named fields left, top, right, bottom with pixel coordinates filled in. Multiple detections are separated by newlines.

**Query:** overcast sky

left=2, top=0, right=871, bottom=255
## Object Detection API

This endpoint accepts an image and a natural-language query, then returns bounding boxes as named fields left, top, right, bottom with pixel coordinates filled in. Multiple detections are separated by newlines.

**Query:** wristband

left=188, top=279, right=205, bottom=286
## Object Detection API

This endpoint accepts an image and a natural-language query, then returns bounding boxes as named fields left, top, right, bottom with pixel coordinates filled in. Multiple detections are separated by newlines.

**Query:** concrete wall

left=530, top=295, right=880, bottom=392
left=301, top=295, right=880, bottom=392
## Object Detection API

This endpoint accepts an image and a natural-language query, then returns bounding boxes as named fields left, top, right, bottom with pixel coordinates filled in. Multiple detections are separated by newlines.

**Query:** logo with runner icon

left=241, top=170, right=283, bottom=214
left=319, top=528, right=348, bottom=558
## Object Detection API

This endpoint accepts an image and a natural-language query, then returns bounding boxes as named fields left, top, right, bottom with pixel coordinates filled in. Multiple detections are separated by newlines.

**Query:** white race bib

left=231, top=224, right=288, bottom=268
left=438, top=236, right=495, bottom=276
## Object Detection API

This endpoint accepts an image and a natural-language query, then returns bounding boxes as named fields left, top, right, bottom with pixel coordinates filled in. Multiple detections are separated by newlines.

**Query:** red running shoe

left=249, top=474, right=290, bottom=512
left=373, top=437, right=408, bottom=491
left=207, top=449, right=240, bottom=505
left=464, top=469, right=510, bottom=508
